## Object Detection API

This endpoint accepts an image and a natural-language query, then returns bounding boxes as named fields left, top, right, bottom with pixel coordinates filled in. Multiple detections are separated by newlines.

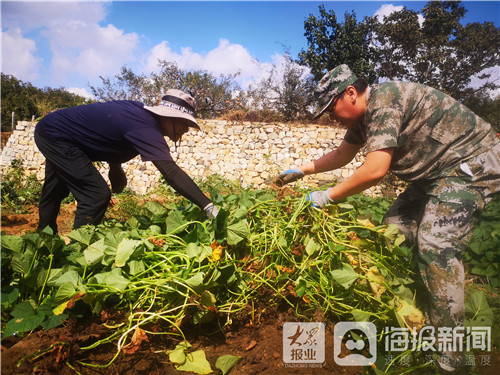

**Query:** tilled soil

left=1, top=204, right=498, bottom=375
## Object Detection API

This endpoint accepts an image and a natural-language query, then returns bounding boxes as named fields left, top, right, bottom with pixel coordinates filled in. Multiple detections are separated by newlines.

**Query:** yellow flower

left=210, top=241, right=224, bottom=262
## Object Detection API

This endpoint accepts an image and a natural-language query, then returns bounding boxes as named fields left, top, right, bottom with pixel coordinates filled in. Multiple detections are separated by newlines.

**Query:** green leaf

left=337, top=203, right=354, bottom=210
left=305, top=237, right=320, bottom=257
left=330, top=263, right=359, bottom=289
left=115, top=238, right=142, bottom=267
left=38, top=230, right=65, bottom=254
left=166, top=210, right=187, bottom=234
left=169, top=342, right=191, bottom=364
left=10, top=300, right=36, bottom=318
left=10, top=246, right=36, bottom=275
left=213, top=208, right=229, bottom=243
left=186, top=243, right=204, bottom=261
left=294, top=277, right=307, bottom=298
left=277, top=236, right=287, bottom=248
left=465, top=291, right=493, bottom=327
left=1, top=235, right=24, bottom=252
left=469, top=242, right=484, bottom=255
left=143, top=201, right=168, bottom=217
left=1, top=287, right=19, bottom=309
left=176, top=350, right=213, bottom=374
left=215, top=355, right=242, bottom=375
left=227, top=219, right=249, bottom=245
left=214, top=264, right=237, bottom=285
left=351, top=309, right=371, bottom=322
left=484, top=263, right=498, bottom=277
left=3, top=301, right=46, bottom=338
left=54, top=270, right=84, bottom=289
left=89, top=268, right=130, bottom=292
left=125, top=216, right=139, bottom=228
left=201, top=291, right=216, bottom=307
left=193, top=309, right=216, bottom=325
left=36, top=267, right=64, bottom=288
left=40, top=312, right=67, bottom=330
left=471, top=265, right=487, bottom=276
left=148, top=225, right=162, bottom=235
left=382, top=224, right=400, bottom=241
left=3, top=311, right=45, bottom=338
left=38, top=300, right=68, bottom=330
left=127, top=260, right=146, bottom=276
left=83, top=238, right=107, bottom=265
left=232, top=206, right=248, bottom=221
left=67, top=227, right=94, bottom=246
left=53, top=282, right=76, bottom=305
left=391, top=285, right=415, bottom=303
left=185, top=272, right=205, bottom=290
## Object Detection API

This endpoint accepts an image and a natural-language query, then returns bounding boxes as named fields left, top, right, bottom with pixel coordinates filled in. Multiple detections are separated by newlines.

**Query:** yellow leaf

left=395, top=299, right=426, bottom=332
left=357, top=218, right=376, bottom=228
left=366, top=267, right=386, bottom=299
left=53, top=300, right=70, bottom=316
left=345, top=253, right=359, bottom=266
left=52, top=293, right=84, bottom=315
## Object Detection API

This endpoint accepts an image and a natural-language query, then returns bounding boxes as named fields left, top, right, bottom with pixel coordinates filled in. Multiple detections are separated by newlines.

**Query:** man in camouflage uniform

left=271, top=64, right=500, bottom=373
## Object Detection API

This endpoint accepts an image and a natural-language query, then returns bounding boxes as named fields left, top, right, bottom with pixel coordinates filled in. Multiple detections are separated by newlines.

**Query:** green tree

left=90, top=66, right=150, bottom=103
left=1, top=74, right=88, bottom=131
left=1, top=74, right=38, bottom=131
left=35, top=87, right=90, bottom=117
left=464, top=93, right=500, bottom=133
left=298, top=5, right=377, bottom=83
left=368, top=1, right=500, bottom=100
left=246, top=52, right=315, bottom=121
left=89, top=61, right=241, bottom=119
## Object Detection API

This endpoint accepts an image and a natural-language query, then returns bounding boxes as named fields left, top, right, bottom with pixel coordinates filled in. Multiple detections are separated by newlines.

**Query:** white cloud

left=144, top=38, right=262, bottom=87
left=2, top=1, right=137, bottom=86
left=2, top=1, right=107, bottom=30
left=67, top=87, right=94, bottom=100
left=470, top=66, right=500, bottom=97
left=1, top=27, right=41, bottom=81
left=144, top=40, right=313, bottom=92
left=43, top=22, right=139, bottom=83
left=374, top=4, right=424, bottom=26
left=374, top=4, right=404, bottom=21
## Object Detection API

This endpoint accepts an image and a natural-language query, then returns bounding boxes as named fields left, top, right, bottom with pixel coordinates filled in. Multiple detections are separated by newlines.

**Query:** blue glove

left=271, top=169, right=305, bottom=187
left=306, top=189, right=333, bottom=208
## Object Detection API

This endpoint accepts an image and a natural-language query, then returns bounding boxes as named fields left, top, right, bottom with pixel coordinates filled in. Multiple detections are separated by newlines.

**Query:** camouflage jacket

left=344, top=82, right=499, bottom=182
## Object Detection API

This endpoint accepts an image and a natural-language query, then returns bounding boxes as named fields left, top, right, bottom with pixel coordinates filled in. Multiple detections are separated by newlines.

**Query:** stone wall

left=1, top=119, right=387, bottom=197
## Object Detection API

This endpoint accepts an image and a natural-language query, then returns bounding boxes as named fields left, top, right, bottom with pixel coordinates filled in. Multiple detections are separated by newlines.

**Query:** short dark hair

left=337, top=79, right=368, bottom=100
left=352, top=78, right=368, bottom=93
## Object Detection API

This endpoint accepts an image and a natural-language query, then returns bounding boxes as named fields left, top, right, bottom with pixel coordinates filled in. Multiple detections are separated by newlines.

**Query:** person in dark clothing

left=34, top=89, right=219, bottom=233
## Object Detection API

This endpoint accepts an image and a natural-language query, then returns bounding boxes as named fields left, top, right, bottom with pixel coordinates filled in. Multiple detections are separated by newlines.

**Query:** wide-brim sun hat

left=312, top=64, right=358, bottom=120
left=144, top=89, right=200, bottom=129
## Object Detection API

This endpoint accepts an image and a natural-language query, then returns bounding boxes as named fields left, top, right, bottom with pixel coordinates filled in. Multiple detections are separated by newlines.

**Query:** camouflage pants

left=383, top=143, right=500, bottom=372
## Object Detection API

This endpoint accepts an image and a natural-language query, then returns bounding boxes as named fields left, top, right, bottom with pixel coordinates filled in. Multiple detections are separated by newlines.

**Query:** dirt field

left=0, top=204, right=364, bottom=374
left=1, top=204, right=498, bottom=375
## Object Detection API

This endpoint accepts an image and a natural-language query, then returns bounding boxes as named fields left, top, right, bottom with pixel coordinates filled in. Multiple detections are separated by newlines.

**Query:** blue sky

left=2, top=1, right=499, bottom=98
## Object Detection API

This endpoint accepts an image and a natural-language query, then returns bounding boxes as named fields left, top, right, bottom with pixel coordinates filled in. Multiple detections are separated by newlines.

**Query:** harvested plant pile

left=1, top=187, right=430, bottom=371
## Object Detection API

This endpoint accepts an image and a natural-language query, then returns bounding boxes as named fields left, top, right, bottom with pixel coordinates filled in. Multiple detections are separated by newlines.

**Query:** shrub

left=1, top=159, right=43, bottom=213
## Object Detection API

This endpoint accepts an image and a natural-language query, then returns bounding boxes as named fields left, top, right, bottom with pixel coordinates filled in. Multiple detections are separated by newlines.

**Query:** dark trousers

left=34, top=130, right=111, bottom=232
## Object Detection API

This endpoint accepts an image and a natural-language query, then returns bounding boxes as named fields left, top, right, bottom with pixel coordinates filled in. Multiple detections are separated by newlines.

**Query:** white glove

left=203, top=203, right=219, bottom=220
left=306, top=189, right=333, bottom=208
